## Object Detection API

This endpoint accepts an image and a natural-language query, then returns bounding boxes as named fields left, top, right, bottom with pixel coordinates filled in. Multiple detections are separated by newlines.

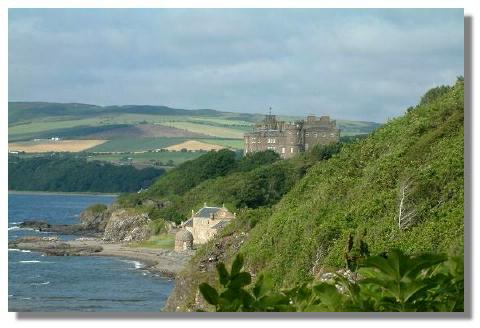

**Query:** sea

left=8, top=192, right=174, bottom=312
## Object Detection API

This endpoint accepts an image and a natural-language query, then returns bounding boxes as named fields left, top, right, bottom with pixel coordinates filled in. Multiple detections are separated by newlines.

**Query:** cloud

left=8, top=9, right=464, bottom=122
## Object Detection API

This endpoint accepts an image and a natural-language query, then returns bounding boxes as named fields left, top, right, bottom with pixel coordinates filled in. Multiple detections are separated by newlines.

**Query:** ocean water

left=8, top=192, right=174, bottom=312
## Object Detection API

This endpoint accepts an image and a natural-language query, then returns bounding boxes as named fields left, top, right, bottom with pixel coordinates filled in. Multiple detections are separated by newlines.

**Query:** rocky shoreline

left=9, top=235, right=193, bottom=278
left=11, top=209, right=193, bottom=279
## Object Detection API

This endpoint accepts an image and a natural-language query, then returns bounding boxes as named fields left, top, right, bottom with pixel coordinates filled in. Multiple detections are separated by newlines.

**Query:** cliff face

left=80, top=205, right=110, bottom=232
left=102, top=209, right=152, bottom=242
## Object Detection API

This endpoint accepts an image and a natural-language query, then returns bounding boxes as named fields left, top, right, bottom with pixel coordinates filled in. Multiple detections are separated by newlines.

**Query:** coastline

left=8, top=190, right=120, bottom=197
left=80, top=240, right=193, bottom=278
left=10, top=237, right=193, bottom=279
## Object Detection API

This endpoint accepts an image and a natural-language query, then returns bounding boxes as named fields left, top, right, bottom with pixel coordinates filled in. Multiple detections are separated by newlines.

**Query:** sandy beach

left=71, top=239, right=193, bottom=277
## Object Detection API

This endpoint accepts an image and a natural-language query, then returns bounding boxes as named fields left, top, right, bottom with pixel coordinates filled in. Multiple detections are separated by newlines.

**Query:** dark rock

left=79, top=206, right=110, bottom=232
left=8, top=237, right=103, bottom=256
left=19, top=220, right=51, bottom=230
left=18, top=220, right=102, bottom=237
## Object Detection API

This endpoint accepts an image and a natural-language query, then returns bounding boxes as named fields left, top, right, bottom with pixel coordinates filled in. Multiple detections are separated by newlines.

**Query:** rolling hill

left=8, top=102, right=381, bottom=144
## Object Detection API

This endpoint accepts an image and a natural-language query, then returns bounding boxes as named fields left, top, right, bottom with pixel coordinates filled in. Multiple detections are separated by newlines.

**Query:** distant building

left=178, top=203, right=235, bottom=247
left=244, top=112, right=340, bottom=159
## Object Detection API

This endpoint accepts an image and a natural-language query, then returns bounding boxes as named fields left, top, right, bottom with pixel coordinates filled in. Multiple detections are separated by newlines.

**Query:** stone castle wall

left=244, top=114, right=340, bottom=159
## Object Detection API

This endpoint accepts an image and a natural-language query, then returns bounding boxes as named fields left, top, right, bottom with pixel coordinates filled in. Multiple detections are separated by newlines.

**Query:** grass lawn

left=128, top=233, right=175, bottom=249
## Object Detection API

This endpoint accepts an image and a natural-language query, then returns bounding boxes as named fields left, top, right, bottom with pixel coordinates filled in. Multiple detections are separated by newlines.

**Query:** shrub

left=199, top=249, right=464, bottom=312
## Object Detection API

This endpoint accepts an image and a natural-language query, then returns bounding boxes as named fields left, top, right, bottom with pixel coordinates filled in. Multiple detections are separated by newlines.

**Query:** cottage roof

left=195, top=206, right=222, bottom=218
left=182, top=218, right=193, bottom=227
left=175, top=229, right=193, bottom=242
left=212, top=220, right=230, bottom=230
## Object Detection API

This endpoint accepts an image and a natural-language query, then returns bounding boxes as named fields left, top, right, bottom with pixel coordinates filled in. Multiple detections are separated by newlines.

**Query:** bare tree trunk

left=398, top=179, right=417, bottom=230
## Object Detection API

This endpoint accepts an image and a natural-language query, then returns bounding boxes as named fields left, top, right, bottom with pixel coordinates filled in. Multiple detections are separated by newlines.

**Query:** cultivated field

left=9, top=140, right=107, bottom=153
left=164, top=140, right=226, bottom=151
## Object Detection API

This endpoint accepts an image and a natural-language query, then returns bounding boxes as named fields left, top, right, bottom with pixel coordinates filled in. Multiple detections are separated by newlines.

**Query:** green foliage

left=145, top=149, right=238, bottom=198
left=199, top=254, right=293, bottom=312
left=420, top=85, right=452, bottom=106
left=234, top=150, right=280, bottom=172
left=307, top=143, right=342, bottom=162
left=199, top=250, right=464, bottom=312
left=8, top=155, right=165, bottom=193
left=85, top=203, right=108, bottom=214
left=144, top=156, right=306, bottom=224
left=149, top=218, right=167, bottom=235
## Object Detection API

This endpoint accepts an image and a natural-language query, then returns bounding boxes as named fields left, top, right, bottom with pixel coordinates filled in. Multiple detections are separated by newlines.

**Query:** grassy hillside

left=163, top=78, right=464, bottom=311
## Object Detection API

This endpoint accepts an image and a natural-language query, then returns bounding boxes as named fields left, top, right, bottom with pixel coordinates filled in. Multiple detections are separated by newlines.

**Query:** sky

left=8, top=9, right=464, bottom=122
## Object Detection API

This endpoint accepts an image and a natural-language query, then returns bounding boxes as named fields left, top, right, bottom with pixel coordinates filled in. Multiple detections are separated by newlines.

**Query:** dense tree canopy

left=9, top=156, right=164, bottom=193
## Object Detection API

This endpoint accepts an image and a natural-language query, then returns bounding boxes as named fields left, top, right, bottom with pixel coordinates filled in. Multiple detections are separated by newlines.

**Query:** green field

left=201, top=138, right=245, bottom=149
left=88, top=151, right=203, bottom=166
left=128, top=234, right=175, bottom=249
left=161, top=121, right=246, bottom=138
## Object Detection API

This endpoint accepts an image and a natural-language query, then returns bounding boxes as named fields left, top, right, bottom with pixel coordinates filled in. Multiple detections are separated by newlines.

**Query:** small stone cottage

left=174, top=203, right=235, bottom=251
left=174, top=229, right=193, bottom=252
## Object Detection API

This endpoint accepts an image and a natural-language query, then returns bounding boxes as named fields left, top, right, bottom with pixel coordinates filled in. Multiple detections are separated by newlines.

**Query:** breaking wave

left=9, top=248, right=32, bottom=253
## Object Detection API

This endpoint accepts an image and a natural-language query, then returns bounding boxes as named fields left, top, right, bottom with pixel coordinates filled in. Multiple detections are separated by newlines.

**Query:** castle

left=244, top=112, right=340, bottom=159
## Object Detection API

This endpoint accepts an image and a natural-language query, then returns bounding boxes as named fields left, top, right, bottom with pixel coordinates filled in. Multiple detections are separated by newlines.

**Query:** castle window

left=305, top=132, right=309, bottom=136
left=290, top=147, right=294, bottom=153
left=314, top=133, right=318, bottom=137
left=267, top=146, right=276, bottom=151
left=282, top=147, right=285, bottom=154
left=330, top=133, right=335, bottom=137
